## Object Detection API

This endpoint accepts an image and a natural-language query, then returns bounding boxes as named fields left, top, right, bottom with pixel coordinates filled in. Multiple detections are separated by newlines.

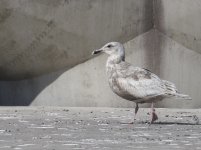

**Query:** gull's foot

left=150, top=112, right=158, bottom=124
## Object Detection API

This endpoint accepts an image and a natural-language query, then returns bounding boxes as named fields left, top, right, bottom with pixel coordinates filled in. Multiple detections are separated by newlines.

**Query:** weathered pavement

left=0, top=107, right=201, bottom=150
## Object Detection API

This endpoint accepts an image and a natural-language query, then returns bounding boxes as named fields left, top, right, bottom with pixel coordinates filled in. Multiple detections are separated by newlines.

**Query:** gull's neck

left=107, top=54, right=125, bottom=65
left=106, top=54, right=125, bottom=76
left=107, top=45, right=125, bottom=65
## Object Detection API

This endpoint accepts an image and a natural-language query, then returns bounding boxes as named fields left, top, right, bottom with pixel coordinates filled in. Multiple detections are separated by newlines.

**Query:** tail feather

left=163, top=80, right=177, bottom=93
left=163, top=80, right=191, bottom=100
left=173, top=93, right=192, bottom=100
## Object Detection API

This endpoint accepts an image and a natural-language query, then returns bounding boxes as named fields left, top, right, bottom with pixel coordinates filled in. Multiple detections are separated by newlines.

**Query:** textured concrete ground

left=0, top=107, right=201, bottom=150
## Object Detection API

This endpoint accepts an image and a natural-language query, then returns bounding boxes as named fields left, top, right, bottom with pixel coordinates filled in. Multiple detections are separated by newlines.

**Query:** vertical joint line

left=153, top=0, right=156, bottom=29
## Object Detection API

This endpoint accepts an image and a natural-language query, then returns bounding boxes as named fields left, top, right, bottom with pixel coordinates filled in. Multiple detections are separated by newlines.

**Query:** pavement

left=0, top=107, right=201, bottom=150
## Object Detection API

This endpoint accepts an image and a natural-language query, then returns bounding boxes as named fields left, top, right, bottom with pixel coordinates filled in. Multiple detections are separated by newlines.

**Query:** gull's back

left=106, top=61, right=174, bottom=103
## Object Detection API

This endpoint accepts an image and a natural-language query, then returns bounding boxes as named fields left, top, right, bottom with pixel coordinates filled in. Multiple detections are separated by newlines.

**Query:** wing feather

left=114, top=63, right=166, bottom=99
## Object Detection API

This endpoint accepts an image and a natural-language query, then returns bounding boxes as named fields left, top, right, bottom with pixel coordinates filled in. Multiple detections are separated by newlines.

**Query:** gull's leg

left=134, top=103, right=139, bottom=122
left=126, top=103, right=139, bottom=124
left=150, top=102, right=158, bottom=124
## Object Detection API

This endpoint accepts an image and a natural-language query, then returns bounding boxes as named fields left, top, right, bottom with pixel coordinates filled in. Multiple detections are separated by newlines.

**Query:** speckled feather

left=107, top=61, right=166, bottom=103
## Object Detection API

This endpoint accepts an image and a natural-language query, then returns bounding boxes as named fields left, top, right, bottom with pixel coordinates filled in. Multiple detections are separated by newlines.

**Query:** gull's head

left=92, top=42, right=125, bottom=56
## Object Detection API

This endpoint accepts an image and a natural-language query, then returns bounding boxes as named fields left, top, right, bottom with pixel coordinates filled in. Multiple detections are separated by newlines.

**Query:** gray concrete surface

left=155, top=0, right=201, bottom=54
left=0, top=107, right=201, bottom=150
left=0, top=0, right=153, bottom=80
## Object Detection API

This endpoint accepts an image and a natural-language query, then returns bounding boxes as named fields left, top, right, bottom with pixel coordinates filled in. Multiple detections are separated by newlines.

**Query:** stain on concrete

left=4, top=20, right=56, bottom=67
left=82, top=72, right=92, bottom=88
left=0, top=8, right=12, bottom=24
left=33, top=0, right=68, bottom=7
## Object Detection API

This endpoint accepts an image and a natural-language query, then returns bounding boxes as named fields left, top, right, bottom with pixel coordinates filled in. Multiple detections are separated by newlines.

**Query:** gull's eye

left=107, top=44, right=113, bottom=48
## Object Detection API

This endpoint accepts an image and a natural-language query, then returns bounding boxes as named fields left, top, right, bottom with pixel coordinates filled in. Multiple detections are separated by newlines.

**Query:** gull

left=92, top=42, right=191, bottom=124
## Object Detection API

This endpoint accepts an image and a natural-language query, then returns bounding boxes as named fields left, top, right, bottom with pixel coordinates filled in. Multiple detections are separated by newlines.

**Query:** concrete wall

left=1, top=30, right=200, bottom=108
left=154, top=0, right=201, bottom=108
left=0, top=0, right=153, bottom=80
left=154, top=31, right=201, bottom=108
left=0, top=31, right=157, bottom=107
left=154, top=0, right=201, bottom=54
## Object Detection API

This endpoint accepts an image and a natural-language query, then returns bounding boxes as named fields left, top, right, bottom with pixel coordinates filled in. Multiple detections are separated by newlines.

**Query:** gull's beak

left=92, top=49, right=103, bottom=55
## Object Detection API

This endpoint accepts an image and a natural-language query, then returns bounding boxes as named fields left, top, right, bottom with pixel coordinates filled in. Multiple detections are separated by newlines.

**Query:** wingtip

left=175, top=93, right=192, bottom=100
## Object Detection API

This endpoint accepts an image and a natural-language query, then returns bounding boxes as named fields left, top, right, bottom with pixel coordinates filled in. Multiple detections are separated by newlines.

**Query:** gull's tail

left=173, top=93, right=192, bottom=100
left=163, top=80, right=192, bottom=100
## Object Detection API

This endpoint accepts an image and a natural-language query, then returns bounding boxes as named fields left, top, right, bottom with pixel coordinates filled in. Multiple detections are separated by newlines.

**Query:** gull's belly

left=108, top=77, right=164, bottom=103
left=108, top=77, right=139, bottom=101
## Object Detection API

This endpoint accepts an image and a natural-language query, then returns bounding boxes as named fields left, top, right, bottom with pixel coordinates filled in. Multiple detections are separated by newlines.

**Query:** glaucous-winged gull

left=92, top=42, right=191, bottom=124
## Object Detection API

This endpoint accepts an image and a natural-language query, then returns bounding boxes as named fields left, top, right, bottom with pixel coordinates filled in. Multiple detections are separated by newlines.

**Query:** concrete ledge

left=0, top=107, right=201, bottom=149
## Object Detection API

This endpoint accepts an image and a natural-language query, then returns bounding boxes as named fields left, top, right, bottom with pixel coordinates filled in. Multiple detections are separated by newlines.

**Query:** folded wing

left=115, top=64, right=166, bottom=99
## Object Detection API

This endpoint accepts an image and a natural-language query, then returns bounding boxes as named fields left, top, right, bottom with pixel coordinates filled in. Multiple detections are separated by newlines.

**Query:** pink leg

left=150, top=102, right=158, bottom=124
